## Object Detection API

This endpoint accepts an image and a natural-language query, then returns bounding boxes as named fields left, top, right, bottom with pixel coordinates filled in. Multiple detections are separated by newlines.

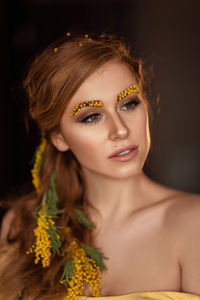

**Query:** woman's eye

left=79, top=99, right=140, bottom=124
left=121, top=99, right=140, bottom=111
left=79, top=113, right=101, bottom=124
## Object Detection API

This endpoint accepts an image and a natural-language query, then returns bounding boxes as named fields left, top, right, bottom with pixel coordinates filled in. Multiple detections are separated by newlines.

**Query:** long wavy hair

left=0, top=32, right=153, bottom=300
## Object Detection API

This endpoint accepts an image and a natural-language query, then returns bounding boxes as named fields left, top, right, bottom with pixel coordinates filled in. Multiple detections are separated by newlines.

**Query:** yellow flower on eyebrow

left=70, top=100, right=103, bottom=117
left=118, top=84, right=140, bottom=101
left=69, top=84, right=140, bottom=118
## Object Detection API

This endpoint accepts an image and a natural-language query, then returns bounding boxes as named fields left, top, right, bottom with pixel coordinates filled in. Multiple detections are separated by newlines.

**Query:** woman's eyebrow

left=118, top=84, right=140, bottom=101
left=69, top=84, right=140, bottom=117
left=70, top=100, right=103, bottom=117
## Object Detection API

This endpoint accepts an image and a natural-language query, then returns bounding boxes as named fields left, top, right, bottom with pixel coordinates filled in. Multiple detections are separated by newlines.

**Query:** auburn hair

left=0, top=32, right=152, bottom=300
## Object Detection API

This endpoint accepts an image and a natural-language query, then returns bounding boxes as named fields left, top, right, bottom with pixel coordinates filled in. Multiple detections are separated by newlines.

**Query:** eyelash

left=79, top=99, right=141, bottom=124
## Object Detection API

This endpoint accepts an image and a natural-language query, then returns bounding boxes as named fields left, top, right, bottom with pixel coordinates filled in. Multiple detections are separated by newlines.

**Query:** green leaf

left=45, top=208, right=64, bottom=217
left=61, top=260, right=75, bottom=287
left=48, top=231, right=61, bottom=254
left=14, top=291, right=23, bottom=300
left=37, top=151, right=45, bottom=173
left=14, top=296, right=22, bottom=300
left=47, top=220, right=62, bottom=255
left=33, top=204, right=41, bottom=220
left=74, top=208, right=95, bottom=229
left=38, top=171, right=63, bottom=255
left=45, top=171, right=63, bottom=218
left=81, top=244, right=108, bottom=270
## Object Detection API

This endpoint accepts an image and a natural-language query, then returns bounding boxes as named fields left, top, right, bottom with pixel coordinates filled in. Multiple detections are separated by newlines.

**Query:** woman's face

left=52, top=61, right=151, bottom=179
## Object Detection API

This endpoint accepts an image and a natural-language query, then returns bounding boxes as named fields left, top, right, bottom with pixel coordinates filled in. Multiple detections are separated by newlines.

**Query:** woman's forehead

left=69, top=62, right=137, bottom=101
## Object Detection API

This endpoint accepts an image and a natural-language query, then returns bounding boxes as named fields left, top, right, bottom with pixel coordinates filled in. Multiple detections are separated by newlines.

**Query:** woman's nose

left=107, top=111, right=129, bottom=141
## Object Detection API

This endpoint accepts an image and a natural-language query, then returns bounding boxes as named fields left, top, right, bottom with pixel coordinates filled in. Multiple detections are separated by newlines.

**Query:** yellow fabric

left=79, top=291, right=200, bottom=300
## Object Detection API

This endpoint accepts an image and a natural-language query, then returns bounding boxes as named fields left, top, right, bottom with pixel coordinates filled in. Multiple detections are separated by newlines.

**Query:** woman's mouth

left=108, top=146, right=138, bottom=162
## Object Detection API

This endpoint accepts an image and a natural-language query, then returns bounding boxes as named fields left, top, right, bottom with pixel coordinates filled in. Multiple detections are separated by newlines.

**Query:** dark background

left=0, top=0, right=200, bottom=205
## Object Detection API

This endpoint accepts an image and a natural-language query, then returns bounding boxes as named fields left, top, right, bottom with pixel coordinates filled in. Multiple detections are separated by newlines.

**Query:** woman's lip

left=108, top=147, right=138, bottom=162
left=108, top=145, right=138, bottom=158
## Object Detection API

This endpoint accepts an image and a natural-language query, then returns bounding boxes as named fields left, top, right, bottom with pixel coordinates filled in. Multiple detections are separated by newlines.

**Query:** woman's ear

left=50, top=131, right=70, bottom=152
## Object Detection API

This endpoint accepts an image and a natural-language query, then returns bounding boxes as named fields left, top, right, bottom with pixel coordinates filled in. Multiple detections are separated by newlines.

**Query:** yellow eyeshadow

left=118, top=84, right=140, bottom=101
left=70, top=100, right=103, bottom=117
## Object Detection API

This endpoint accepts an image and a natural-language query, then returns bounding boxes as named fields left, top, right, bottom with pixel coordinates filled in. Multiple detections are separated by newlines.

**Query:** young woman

left=1, top=32, right=200, bottom=300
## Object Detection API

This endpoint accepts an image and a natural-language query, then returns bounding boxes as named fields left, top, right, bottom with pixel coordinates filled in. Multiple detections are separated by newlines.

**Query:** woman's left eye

left=121, top=99, right=140, bottom=110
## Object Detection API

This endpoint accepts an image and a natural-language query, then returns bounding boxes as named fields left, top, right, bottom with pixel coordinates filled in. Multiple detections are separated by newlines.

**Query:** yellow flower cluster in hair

left=60, top=240, right=101, bottom=300
left=26, top=208, right=55, bottom=268
left=70, top=100, right=103, bottom=117
left=31, top=133, right=47, bottom=194
left=118, top=84, right=140, bottom=101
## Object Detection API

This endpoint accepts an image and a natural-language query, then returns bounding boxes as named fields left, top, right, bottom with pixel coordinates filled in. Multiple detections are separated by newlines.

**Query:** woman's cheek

left=67, top=130, right=98, bottom=156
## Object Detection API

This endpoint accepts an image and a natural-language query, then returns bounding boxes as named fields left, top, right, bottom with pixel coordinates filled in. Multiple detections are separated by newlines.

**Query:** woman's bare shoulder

left=161, top=189, right=200, bottom=294
left=163, top=189, right=200, bottom=223
left=151, top=184, right=200, bottom=235
left=165, top=190, right=200, bottom=294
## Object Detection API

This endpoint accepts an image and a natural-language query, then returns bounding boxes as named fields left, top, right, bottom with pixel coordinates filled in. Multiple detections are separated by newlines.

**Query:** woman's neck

left=82, top=169, right=158, bottom=225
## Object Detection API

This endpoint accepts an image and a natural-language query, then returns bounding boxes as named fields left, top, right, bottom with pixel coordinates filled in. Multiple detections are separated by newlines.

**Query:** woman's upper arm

left=178, top=195, right=200, bottom=295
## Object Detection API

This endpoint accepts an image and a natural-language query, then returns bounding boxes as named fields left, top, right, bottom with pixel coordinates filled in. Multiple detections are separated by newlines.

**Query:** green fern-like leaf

left=38, top=172, right=63, bottom=255
left=14, top=296, right=22, bottom=300
left=61, top=260, right=75, bottom=287
left=47, top=223, right=62, bottom=255
left=14, top=291, right=23, bottom=300
left=46, top=171, right=64, bottom=218
left=74, top=208, right=95, bottom=229
left=33, top=203, right=42, bottom=219
left=81, top=244, right=108, bottom=270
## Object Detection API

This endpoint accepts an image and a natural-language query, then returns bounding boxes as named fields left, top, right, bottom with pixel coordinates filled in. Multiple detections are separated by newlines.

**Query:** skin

left=52, top=62, right=152, bottom=218
left=50, top=61, right=200, bottom=296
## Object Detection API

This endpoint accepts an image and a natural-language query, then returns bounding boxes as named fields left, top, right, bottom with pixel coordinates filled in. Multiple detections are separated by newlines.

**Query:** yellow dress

left=79, top=291, right=200, bottom=299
